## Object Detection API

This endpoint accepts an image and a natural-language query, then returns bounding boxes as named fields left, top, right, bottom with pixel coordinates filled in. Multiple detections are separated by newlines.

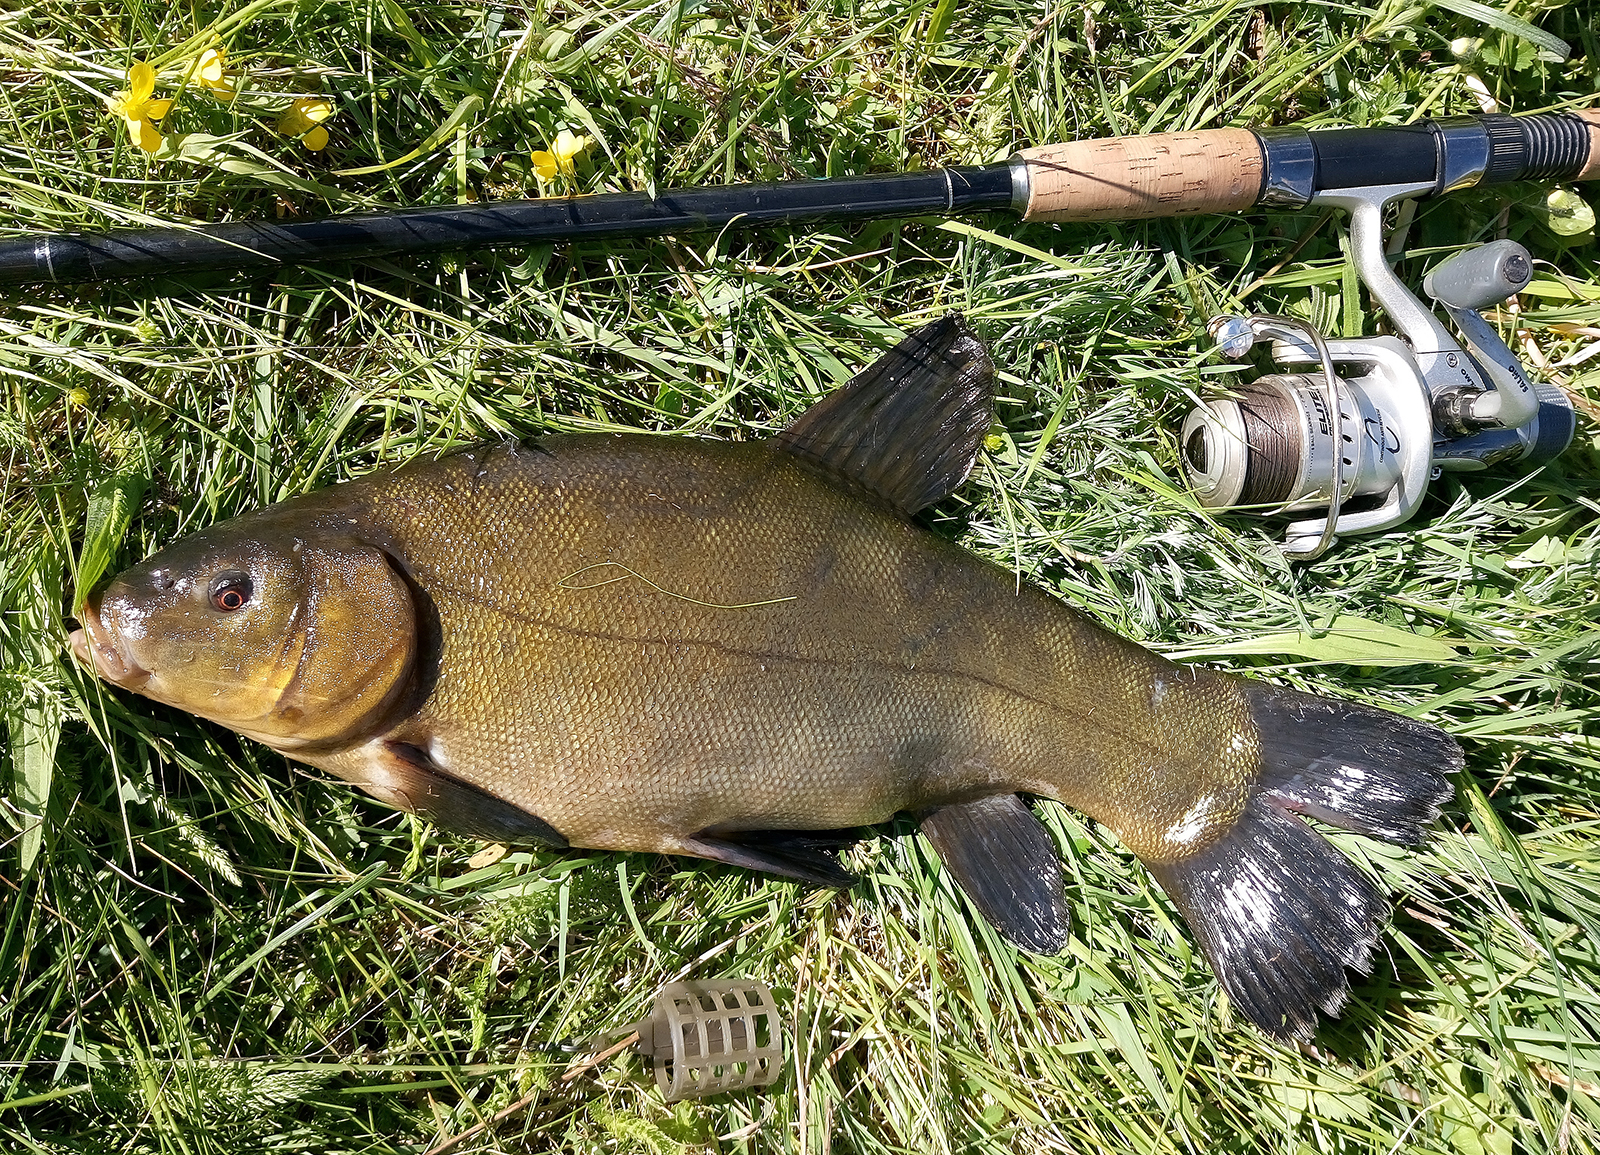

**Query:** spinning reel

left=1180, top=182, right=1576, bottom=560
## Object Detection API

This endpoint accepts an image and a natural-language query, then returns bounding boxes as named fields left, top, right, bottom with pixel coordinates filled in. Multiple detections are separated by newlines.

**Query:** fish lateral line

left=433, top=574, right=1128, bottom=725
left=553, top=561, right=798, bottom=610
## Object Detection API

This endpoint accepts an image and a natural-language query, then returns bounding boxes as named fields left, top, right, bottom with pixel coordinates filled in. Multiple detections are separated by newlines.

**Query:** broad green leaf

left=1442, top=1089, right=1514, bottom=1155
left=1428, top=0, right=1569, bottom=61
left=156, top=133, right=360, bottom=201
left=213, top=157, right=353, bottom=199
left=1507, top=533, right=1594, bottom=568
left=76, top=469, right=147, bottom=607
left=155, top=129, right=252, bottom=164
left=77, top=497, right=135, bottom=592
left=3, top=698, right=58, bottom=874
left=2, top=550, right=64, bottom=874
left=1167, top=614, right=1465, bottom=665
left=1540, top=188, right=1596, bottom=237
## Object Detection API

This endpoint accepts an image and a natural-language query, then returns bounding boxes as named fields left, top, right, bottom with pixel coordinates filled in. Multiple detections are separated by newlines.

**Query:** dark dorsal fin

left=775, top=314, right=994, bottom=514
left=919, top=794, right=1068, bottom=954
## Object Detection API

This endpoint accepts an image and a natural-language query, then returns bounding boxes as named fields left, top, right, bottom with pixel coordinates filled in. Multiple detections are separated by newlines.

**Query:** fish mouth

left=68, top=598, right=151, bottom=691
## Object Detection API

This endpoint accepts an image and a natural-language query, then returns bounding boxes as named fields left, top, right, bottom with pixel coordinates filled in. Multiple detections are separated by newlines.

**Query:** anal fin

left=920, top=794, right=1068, bottom=954
left=680, top=828, right=862, bottom=887
left=368, top=741, right=569, bottom=847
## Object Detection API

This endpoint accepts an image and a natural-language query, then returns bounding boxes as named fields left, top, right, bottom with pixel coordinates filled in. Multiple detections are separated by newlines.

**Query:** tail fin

left=1147, top=684, right=1460, bottom=1040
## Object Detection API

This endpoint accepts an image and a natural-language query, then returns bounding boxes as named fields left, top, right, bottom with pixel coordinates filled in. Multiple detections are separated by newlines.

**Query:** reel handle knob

left=1422, top=239, right=1540, bottom=430
left=1422, top=239, right=1532, bottom=310
left=1207, top=314, right=1258, bottom=361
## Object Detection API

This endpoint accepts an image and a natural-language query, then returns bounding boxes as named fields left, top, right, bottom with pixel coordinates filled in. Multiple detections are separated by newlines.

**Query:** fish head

left=70, top=517, right=416, bottom=751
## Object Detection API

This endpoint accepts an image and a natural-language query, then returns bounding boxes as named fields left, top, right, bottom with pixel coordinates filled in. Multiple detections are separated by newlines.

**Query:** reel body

left=1181, top=184, right=1576, bottom=559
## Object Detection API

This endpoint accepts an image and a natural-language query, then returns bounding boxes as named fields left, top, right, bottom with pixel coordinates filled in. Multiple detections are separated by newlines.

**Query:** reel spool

left=1182, top=372, right=1402, bottom=515
left=1182, top=312, right=1406, bottom=529
left=1180, top=186, right=1577, bottom=560
left=624, top=980, right=783, bottom=1102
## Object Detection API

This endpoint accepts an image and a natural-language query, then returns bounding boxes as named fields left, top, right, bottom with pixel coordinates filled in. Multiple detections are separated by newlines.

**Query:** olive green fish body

left=303, top=436, right=1253, bottom=865
left=72, top=316, right=1460, bottom=1041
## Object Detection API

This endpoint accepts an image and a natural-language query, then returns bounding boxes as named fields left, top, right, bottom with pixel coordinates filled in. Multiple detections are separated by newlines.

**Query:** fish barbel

left=69, top=316, right=1458, bottom=1039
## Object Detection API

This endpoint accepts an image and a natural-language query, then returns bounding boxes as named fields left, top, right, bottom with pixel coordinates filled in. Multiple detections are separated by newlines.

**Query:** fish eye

left=208, top=571, right=254, bottom=613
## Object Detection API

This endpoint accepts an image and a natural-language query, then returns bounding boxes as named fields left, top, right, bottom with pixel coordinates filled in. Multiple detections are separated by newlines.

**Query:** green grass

left=2, top=0, right=1598, bottom=1152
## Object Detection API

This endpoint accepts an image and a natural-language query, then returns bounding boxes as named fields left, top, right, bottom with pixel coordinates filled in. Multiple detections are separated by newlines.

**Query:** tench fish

left=69, top=316, right=1458, bottom=1040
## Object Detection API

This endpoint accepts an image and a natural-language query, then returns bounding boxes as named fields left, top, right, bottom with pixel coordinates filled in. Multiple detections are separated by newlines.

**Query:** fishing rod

left=9, top=107, right=1598, bottom=558
left=2, top=110, right=1595, bottom=287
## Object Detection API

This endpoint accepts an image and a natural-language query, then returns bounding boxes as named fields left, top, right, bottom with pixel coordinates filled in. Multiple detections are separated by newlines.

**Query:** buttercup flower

left=195, top=47, right=235, bottom=100
left=108, top=62, right=172, bottom=153
left=531, top=129, right=590, bottom=181
left=278, top=97, right=334, bottom=151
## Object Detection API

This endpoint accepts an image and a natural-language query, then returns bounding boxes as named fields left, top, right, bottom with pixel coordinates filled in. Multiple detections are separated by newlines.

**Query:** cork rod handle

left=1577, top=110, right=1600, bottom=181
left=1017, top=112, right=1600, bottom=224
left=1016, top=129, right=1264, bottom=223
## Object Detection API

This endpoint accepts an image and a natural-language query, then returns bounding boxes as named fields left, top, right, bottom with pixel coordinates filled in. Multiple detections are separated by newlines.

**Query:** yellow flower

left=107, top=62, right=172, bottom=153
left=195, top=47, right=235, bottom=100
left=278, top=97, right=334, bottom=151
left=531, top=130, right=590, bottom=181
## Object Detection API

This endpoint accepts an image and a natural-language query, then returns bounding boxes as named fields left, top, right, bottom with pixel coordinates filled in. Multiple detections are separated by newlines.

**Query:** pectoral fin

left=681, top=828, right=862, bottom=887
left=919, top=794, right=1068, bottom=954
left=363, top=740, right=569, bottom=847
left=776, top=314, right=994, bottom=514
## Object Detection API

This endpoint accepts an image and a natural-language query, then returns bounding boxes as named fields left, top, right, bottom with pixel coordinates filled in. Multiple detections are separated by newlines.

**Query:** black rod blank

left=0, top=166, right=1016, bottom=287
